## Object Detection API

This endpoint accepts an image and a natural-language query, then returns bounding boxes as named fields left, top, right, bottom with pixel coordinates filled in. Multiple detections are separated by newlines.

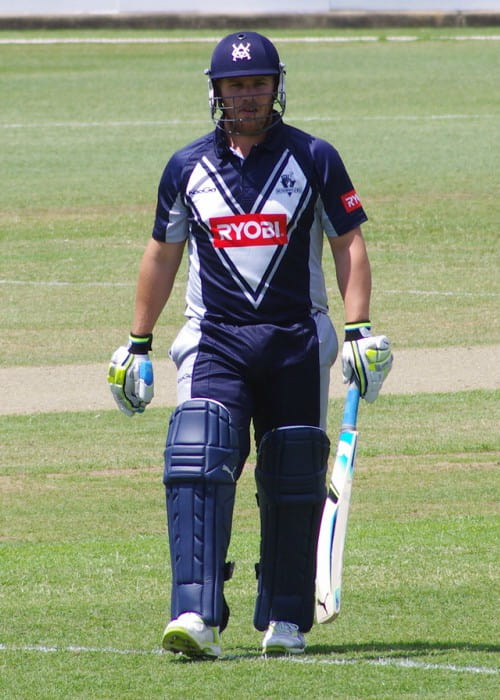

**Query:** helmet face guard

left=205, top=31, right=286, bottom=133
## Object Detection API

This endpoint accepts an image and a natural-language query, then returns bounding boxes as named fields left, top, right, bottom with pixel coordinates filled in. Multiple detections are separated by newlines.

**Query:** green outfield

left=0, top=27, right=499, bottom=698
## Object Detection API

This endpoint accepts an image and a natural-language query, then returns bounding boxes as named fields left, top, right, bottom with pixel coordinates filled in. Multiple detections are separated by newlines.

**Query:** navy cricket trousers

left=169, top=312, right=337, bottom=474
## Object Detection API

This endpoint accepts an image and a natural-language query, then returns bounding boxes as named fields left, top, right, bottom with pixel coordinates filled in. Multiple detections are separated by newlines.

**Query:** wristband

left=128, top=332, right=153, bottom=354
left=344, top=321, right=371, bottom=342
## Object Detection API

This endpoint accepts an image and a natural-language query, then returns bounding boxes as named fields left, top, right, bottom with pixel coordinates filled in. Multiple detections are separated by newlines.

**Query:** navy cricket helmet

left=205, top=31, right=286, bottom=126
left=207, top=31, right=283, bottom=80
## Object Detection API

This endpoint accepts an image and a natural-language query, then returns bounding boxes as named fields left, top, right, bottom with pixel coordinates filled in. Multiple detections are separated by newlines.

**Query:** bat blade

left=315, top=384, right=360, bottom=624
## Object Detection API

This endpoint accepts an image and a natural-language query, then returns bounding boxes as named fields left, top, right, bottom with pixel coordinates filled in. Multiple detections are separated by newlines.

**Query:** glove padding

left=108, top=345, right=154, bottom=416
left=342, top=334, right=393, bottom=403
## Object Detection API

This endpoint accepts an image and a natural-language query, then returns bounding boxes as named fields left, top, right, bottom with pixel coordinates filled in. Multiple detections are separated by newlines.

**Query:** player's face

left=218, top=75, right=276, bottom=135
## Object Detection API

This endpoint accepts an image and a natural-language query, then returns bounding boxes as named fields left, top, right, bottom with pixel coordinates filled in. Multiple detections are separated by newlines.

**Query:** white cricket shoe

left=262, top=620, right=305, bottom=655
left=162, top=612, right=222, bottom=659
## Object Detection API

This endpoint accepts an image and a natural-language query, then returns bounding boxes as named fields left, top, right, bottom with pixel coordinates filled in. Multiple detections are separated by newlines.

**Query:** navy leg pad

left=163, top=399, right=239, bottom=628
left=253, top=426, right=329, bottom=632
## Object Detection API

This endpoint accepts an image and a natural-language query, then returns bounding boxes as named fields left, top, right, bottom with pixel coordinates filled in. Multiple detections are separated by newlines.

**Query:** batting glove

left=107, top=333, right=154, bottom=416
left=341, top=322, right=393, bottom=403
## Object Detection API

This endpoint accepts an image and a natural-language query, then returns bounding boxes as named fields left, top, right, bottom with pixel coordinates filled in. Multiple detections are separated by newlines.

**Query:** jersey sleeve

left=312, top=138, right=368, bottom=237
left=152, top=151, right=190, bottom=243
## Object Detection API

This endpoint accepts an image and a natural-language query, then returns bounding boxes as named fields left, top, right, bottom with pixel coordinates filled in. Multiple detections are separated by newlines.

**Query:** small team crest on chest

left=232, top=42, right=252, bottom=62
left=278, top=171, right=301, bottom=197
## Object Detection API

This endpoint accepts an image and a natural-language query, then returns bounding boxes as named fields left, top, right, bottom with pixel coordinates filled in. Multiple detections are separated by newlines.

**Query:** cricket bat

left=315, top=383, right=360, bottom=624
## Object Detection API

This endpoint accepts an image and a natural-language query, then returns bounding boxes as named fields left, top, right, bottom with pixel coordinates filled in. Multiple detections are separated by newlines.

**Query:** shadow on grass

left=164, top=647, right=262, bottom=663
left=307, top=639, right=500, bottom=658
left=174, top=640, right=500, bottom=663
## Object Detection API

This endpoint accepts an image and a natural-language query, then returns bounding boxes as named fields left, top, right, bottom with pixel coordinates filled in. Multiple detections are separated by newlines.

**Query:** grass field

left=0, top=26, right=499, bottom=698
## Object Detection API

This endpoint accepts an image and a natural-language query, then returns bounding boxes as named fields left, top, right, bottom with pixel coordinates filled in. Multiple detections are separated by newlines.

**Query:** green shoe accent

left=162, top=613, right=221, bottom=659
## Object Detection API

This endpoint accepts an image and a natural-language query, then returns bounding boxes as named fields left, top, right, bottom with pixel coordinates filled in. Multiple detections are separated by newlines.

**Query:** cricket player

left=108, top=31, right=392, bottom=658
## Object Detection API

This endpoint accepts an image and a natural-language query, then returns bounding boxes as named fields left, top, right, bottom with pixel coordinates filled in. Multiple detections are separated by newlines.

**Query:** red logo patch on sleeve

left=341, top=190, right=363, bottom=213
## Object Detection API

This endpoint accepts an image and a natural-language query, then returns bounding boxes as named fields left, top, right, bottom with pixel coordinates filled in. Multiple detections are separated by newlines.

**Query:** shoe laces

left=272, top=621, right=300, bottom=635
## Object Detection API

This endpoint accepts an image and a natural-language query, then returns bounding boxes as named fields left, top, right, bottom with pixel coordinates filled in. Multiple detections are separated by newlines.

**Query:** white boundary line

left=0, top=35, right=499, bottom=45
left=0, top=642, right=497, bottom=674
left=281, top=655, right=499, bottom=675
left=0, top=279, right=133, bottom=287
left=1, top=114, right=495, bottom=130
left=382, top=289, right=500, bottom=298
left=0, top=36, right=374, bottom=45
left=1, top=280, right=498, bottom=298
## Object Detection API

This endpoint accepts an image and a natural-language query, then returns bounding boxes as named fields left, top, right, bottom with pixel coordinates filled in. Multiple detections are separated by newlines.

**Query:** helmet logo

left=231, top=42, right=251, bottom=62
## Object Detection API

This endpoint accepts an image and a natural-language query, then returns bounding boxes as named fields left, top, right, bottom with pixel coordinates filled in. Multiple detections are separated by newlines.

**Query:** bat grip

left=342, top=383, right=360, bottom=429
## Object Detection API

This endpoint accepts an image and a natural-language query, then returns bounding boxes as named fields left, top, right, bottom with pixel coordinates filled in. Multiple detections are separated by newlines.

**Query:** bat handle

left=342, top=383, right=360, bottom=430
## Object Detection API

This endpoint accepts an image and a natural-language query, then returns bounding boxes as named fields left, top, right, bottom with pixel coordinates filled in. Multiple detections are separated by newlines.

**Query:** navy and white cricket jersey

left=152, top=118, right=367, bottom=325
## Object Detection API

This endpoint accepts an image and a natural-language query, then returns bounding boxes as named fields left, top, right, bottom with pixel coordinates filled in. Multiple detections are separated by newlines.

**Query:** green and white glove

left=107, top=333, right=154, bottom=416
left=341, top=322, right=393, bottom=403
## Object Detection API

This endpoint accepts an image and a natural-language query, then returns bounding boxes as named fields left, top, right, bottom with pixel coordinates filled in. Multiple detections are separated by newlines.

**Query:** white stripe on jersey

left=185, top=151, right=315, bottom=310
left=251, top=149, right=290, bottom=213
